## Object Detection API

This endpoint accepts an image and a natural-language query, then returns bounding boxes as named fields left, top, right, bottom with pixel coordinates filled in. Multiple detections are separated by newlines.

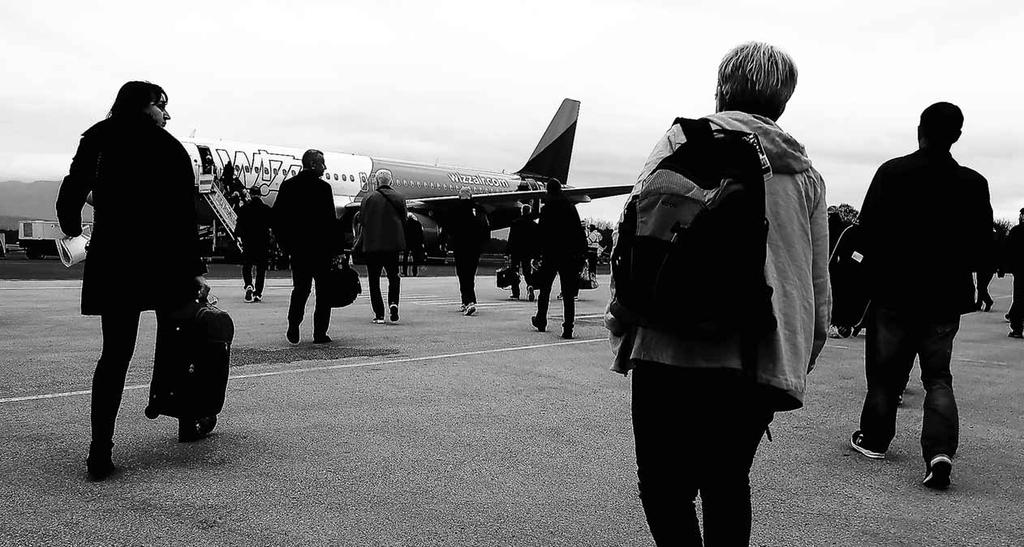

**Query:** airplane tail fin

left=517, top=98, right=579, bottom=185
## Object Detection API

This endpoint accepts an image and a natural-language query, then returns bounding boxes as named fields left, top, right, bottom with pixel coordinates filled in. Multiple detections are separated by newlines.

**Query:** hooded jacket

left=607, top=111, right=831, bottom=411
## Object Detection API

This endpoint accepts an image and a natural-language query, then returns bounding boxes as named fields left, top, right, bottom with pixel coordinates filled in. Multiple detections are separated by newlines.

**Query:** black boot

left=86, top=441, right=116, bottom=481
left=178, top=415, right=217, bottom=443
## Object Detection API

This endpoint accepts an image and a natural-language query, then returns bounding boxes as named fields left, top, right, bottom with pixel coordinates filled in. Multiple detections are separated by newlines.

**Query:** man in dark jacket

left=505, top=204, right=538, bottom=301
left=851, top=102, right=993, bottom=491
left=236, top=188, right=273, bottom=302
left=273, top=149, right=337, bottom=344
left=359, top=169, right=407, bottom=323
left=530, top=180, right=587, bottom=339
left=1003, top=209, right=1024, bottom=337
left=448, top=187, right=490, bottom=316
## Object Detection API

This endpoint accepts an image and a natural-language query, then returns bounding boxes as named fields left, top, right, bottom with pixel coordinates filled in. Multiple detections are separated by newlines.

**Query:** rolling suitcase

left=145, top=297, right=234, bottom=420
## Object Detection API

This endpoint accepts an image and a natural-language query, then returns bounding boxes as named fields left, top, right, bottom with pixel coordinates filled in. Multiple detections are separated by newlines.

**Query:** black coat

left=272, top=171, right=338, bottom=258
left=447, top=201, right=490, bottom=254
left=506, top=215, right=539, bottom=260
left=1004, top=224, right=1024, bottom=275
left=537, top=194, right=587, bottom=262
left=858, top=149, right=993, bottom=318
left=235, top=198, right=273, bottom=258
left=56, top=114, right=206, bottom=315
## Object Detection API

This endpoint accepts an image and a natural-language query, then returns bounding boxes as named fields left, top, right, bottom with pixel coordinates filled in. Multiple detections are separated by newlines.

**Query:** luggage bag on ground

left=145, top=298, right=233, bottom=420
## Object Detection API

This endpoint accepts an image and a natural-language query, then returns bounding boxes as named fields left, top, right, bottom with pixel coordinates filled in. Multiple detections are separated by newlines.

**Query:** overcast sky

left=1, top=0, right=1021, bottom=222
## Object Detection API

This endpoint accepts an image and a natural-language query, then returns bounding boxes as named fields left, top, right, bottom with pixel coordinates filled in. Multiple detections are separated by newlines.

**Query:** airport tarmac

left=0, top=274, right=1021, bottom=546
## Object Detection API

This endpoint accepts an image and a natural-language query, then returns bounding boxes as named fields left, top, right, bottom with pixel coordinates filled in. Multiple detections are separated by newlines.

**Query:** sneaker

left=286, top=326, right=300, bottom=345
left=923, top=455, right=952, bottom=490
left=86, top=443, right=116, bottom=481
left=253, top=294, right=262, bottom=303
left=1009, top=330, right=1023, bottom=339
left=527, top=287, right=535, bottom=302
left=390, top=304, right=399, bottom=323
left=561, top=326, right=573, bottom=339
left=531, top=316, right=546, bottom=332
left=372, top=316, right=385, bottom=324
left=244, top=286, right=254, bottom=303
left=459, top=304, right=467, bottom=313
left=464, top=303, right=477, bottom=316
left=313, top=334, right=332, bottom=344
left=179, top=415, right=217, bottom=442
left=850, top=430, right=886, bottom=459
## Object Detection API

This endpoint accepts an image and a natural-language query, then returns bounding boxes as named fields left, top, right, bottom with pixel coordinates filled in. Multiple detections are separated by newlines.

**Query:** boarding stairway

left=197, top=177, right=242, bottom=253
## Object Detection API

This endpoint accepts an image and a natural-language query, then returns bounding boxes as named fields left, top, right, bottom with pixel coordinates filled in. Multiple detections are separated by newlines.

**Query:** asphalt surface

left=0, top=272, right=1021, bottom=546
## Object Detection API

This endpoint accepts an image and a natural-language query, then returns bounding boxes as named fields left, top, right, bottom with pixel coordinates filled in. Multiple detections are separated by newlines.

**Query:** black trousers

left=509, top=256, right=532, bottom=299
left=454, top=250, right=480, bottom=305
left=401, top=249, right=419, bottom=276
left=241, top=253, right=266, bottom=295
left=92, top=310, right=172, bottom=450
left=288, top=255, right=332, bottom=336
left=858, top=305, right=960, bottom=462
left=1009, top=275, right=1024, bottom=331
left=535, top=257, right=579, bottom=329
left=632, top=363, right=773, bottom=546
left=367, top=251, right=401, bottom=319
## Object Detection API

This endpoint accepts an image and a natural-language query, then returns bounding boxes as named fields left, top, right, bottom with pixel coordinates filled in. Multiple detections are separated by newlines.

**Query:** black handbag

left=328, top=258, right=362, bottom=308
left=496, top=264, right=519, bottom=289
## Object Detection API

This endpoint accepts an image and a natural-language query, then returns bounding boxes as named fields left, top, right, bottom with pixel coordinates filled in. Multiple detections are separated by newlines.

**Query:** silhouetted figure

left=1004, top=209, right=1024, bottom=337
left=56, top=81, right=211, bottom=480
left=402, top=212, right=424, bottom=277
left=505, top=204, right=538, bottom=300
left=449, top=187, right=490, bottom=316
left=273, top=149, right=337, bottom=344
left=360, top=169, right=407, bottom=324
left=852, top=102, right=993, bottom=491
left=531, top=180, right=587, bottom=339
left=236, top=187, right=273, bottom=302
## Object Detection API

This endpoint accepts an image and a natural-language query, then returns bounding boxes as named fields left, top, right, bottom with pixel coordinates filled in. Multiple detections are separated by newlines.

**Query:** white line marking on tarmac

left=0, top=338, right=605, bottom=404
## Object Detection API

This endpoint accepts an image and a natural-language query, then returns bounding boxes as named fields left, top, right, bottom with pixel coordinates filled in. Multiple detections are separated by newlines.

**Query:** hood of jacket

left=705, top=111, right=812, bottom=175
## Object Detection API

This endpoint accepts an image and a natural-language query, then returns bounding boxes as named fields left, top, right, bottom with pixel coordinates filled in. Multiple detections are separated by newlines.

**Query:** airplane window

left=342, top=174, right=347, bottom=181
left=332, top=174, right=337, bottom=181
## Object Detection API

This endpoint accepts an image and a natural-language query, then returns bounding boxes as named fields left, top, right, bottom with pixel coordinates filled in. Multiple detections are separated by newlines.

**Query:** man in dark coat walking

left=1002, top=208, right=1024, bottom=338
left=235, top=187, right=273, bottom=302
left=273, top=149, right=337, bottom=344
left=505, top=204, right=538, bottom=301
left=359, top=168, right=407, bottom=323
left=448, top=187, right=490, bottom=316
left=531, top=180, right=587, bottom=339
left=851, top=102, right=993, bottom=491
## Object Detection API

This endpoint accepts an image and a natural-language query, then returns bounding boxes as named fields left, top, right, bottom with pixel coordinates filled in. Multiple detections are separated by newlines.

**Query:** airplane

left=177, top=98, right=632, bottom=256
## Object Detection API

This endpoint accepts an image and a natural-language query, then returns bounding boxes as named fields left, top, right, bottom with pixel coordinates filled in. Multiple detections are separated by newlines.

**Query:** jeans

left=288, top=255, right=332, bottom=337
left=1008, top=275, right=1023, bottom=332
left=367, top=251, right=401, bottom=319
left=454, top=250, right=480, bottom=305
left=534, top=257, right=580, bottom=329
left=92, top=310, right=172, bottom=450
left=241, top=254, right=266, bottom=295
left=632, top=363, right=774, bottom=546
left=858, top=305, right=960, bottom=461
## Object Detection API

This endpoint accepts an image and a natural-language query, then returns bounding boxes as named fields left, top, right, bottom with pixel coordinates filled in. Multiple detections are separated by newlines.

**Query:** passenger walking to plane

left=851, top=102, right=993, bottom=491
left=506, top=204, right=539, bottom=301
left=449, top=187, right=490, bottom=316
left=607, top=43, right=830, bottom=545
left=531, top=180, right=587, bottom=338
left=236, top=187, right=273, bottom=302
left=56, top=81, right=211, bottom=481
left=402, top=212, right=424, bottom=277
left=1002, top=208, right=1024, bottom=338
left=360, top=169, right=407, bottom=324
left=273, top=149, right=338, bottom=344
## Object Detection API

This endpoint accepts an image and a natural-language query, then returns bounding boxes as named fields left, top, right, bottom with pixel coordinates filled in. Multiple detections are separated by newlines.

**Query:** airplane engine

left=412, top=212, right=443, bottom=257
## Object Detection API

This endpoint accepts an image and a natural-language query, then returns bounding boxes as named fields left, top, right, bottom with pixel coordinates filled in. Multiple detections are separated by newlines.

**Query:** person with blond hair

left=608, top=42, right=830, bottom=544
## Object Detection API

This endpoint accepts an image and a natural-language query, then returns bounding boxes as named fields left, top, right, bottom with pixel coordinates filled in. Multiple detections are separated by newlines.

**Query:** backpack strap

left=674, top=117, right=713, bottom=144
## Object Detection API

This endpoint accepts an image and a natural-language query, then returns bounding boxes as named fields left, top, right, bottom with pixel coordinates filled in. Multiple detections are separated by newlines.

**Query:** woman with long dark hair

left=56, top=81, right=211, bottom=480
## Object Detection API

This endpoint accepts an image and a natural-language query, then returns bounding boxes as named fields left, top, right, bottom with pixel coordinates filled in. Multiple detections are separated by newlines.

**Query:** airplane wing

left=403, top=183, right=634, bottom=211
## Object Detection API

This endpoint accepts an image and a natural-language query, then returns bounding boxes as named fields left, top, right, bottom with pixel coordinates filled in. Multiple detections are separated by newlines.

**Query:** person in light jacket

left=605, top=42, right=830, bottom=545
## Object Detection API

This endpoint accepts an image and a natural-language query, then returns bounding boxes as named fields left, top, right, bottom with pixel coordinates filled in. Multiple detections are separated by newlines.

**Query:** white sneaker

left=459, top=304, right=467, bottom=313
left=464, top=303, right=477, bottom=316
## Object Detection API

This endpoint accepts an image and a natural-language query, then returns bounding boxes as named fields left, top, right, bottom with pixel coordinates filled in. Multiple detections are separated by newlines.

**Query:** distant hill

left=0, top=181, right=92, bottom=229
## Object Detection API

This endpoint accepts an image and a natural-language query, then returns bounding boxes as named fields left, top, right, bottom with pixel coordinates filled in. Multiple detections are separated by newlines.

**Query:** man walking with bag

left=273, top=149, right=337, bottom=344
left=236, top=187, right=273, bottom=302
left=360, top=169, right=407, bottom=324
